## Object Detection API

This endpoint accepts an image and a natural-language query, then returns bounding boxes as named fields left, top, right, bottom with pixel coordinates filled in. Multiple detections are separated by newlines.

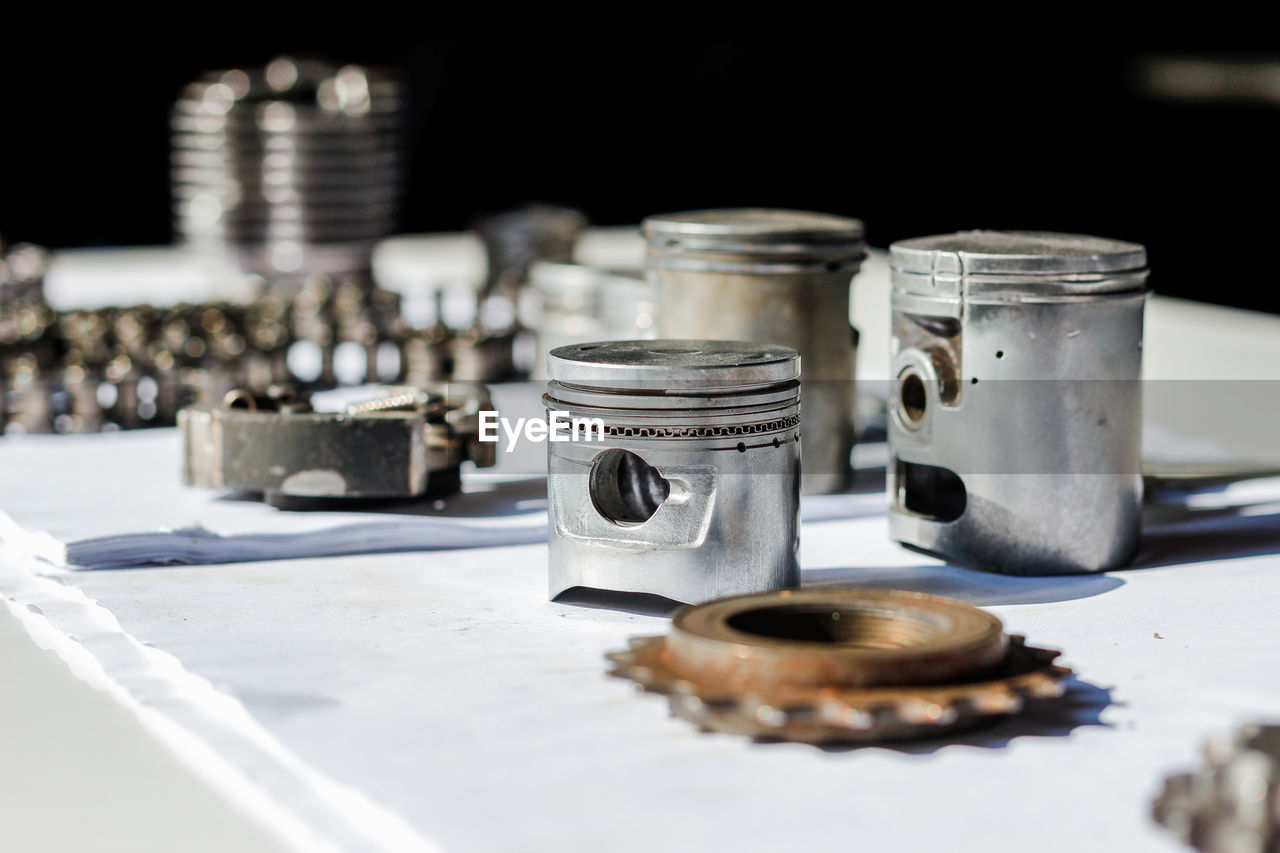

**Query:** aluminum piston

left=644, top=209, right=866, bottom=495
left=887, top=231, right=1149, bottom=574
left=545, top=340, right=801, bottom=604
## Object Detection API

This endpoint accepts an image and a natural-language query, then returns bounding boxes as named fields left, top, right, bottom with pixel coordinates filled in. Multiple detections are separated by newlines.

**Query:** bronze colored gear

left=606, top=588, right=1071, bottom=744
left=1153, top=724, right=1280, bottom=852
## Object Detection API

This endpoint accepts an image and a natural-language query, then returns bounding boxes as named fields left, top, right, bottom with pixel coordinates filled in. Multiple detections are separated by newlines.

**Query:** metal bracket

left=179, top=382, right=496, bottom=505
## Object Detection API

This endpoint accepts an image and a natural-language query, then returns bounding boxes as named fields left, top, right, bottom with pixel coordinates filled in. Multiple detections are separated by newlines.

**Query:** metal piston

left=544, top=339, right=801, bottom=604
left=887, top=231, right=1149, bottom=574
left=644, top=209, right=866, bottom=495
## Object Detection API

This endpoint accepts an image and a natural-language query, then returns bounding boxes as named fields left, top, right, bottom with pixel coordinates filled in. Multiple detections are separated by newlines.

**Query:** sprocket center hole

left=727, top=604, right=945, bottom=649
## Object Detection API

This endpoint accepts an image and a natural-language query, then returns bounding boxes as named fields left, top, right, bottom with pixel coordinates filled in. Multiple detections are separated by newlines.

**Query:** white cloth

left=3, top=423, right=1280, bottom=852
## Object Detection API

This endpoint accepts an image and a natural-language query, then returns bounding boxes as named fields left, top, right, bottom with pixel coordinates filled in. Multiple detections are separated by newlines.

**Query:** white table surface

left=3, top=234, right=1280, bottom=852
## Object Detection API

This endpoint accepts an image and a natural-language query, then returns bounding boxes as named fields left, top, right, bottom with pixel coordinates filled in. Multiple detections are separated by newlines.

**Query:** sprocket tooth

left=868, top=703, right=905, bottom=730
left=819, top=698, right=875, bottom=732
left=1028, top=645, right=1063, bottom=665
left=669, top=693, right=707, bottom=716
left=781, top=703, right=820, bottom=725
left=617, top=665, right=657, bottom=687
left=973, top=689, right=1022, bottom=715
left=751, top=702, right=789, bottom=729
left=896, top=699, right=952, bottom=726
left=1021, top=674, right=1068, bottom=699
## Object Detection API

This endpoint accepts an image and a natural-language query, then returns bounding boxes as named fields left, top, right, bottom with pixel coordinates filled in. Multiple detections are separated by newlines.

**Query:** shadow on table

left=1133, top=508, right=1280, bottom=570
left=553, top=588, right=683, bottom=617
left=802, top=564, right=1124, bottom=605
left=798, top=676, right=1113, bottom=755
left=550, top=561, right=1126, bottom=615
left=216, top=476, right=549, bottom=519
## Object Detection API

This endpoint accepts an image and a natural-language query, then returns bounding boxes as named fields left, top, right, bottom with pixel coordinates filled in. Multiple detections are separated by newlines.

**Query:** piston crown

left=890, top=230, right=1147, bottom=277
left=644, top=209, right=866, bottom=270
left=548, top=340, right=799, bottom=387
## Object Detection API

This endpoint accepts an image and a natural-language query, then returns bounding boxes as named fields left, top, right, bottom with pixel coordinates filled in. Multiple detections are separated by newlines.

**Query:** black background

left=3, top=33, right=1278, bottom=313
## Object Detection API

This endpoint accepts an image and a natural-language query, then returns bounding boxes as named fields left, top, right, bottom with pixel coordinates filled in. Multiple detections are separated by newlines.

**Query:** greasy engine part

left=607, top=588, right=1070, bottom=744
left=179, top=382, right=495, bottom=504
left=1154, top=724, right=1280, bottom=853
left=173, top=57, right=402, bottom=279
left=887, top=231, right=1149, bottom=575
left=545, top=340, right=801, bottom=604
left=645, top=209, right=866, bottom=495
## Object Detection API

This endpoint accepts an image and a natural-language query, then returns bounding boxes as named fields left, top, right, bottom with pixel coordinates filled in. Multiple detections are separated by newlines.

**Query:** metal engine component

left=1, top=240, right=52, bottom=433
left=464, top=205, right=586, bottom=381
left=477, top=205, right=587, bottom=300
left=545, top=340, right=801, bottom=604
left=399, top=206, right=588, bottom=385
left=1154, top=724, right=1280, bottom=852
left=527, top=262, right=656, bottom=379
left=607, top=588, right=1070, bottom=744
left=173, top=57, right=402, bottom=278
left=1, top=272, right=408, bottom=434
left=179, top=382, right=495, bottom=504
left=888, top=231, right=1149, bottom=574
left=0, top=240, right=47, bottom=304
left=645, top=209, right=866, bottom=495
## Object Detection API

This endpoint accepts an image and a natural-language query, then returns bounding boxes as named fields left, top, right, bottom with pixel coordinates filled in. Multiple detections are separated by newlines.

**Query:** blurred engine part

left=399, top=323, right=517, bottom=385
left=1154, top=723, right=1280, bottom=853
left=1, top=208, right=598, bottom=434
left=173, top=57, right=402, bottom=279
left=527, top=262, right=655, bottom=377
left=0, top=240, right=48, bottom=304
left=0, top=241, right=51, bottom=434
left=607, top=588, right=1069, bottom=744
left=545, top=340, right=800, bottom=604
left=180, top=382, right=495, bottom=505
left=645, top=209, right=866, bottom=495
left=477, top=205, right=586, bottom=301
left=399, top=206, right=588, bottom=385
left=1, top=262, right=407, bottom=434
left=888, top=231, right=1149, bottom=574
